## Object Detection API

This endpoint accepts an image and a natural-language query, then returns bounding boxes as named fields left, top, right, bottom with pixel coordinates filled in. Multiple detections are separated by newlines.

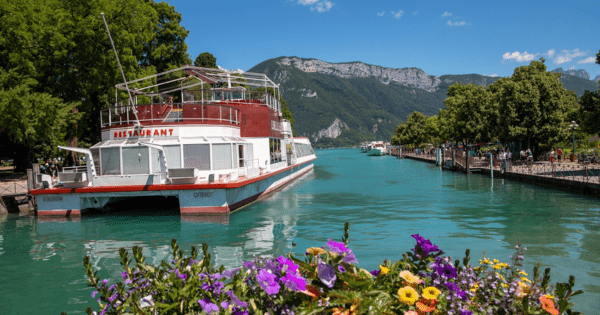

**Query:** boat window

left=212, top=144, right=233, bottom=170
left=101, top=147, right=121, bottom=175
left=183, top=144, right=210, bottom=170
left=122, top=147, right=149, bottom=175
left=246, top=143, right=254, bottom=164
left=238, top=144, right=244, bottom=167
left=270, top=138, right=282, bottom=163
left=164, top=145, right=181, bottom=169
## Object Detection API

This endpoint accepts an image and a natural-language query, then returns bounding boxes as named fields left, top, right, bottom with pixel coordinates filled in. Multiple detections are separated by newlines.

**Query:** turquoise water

left=1, top=148, right=599, bottom=314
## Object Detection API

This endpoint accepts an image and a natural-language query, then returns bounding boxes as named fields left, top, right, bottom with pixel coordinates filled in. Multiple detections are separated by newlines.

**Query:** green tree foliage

left=0, top=0, right=191, bottom=168
left=492, top=60, right=576, bottom=148
left=579, top=91, right=600, bottom=136
left=194, top=52, right=217, bottom=68
left=441, top=83, right=494, bottom=145
left=424, top=115, right=445, bottom=146
left=391, top=111, right=428, bottom=146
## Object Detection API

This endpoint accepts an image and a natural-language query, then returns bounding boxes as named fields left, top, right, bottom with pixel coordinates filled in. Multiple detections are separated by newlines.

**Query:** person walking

left=557, top=147, right=563, bottom=162
left=549, top=148, right=555, bottom=165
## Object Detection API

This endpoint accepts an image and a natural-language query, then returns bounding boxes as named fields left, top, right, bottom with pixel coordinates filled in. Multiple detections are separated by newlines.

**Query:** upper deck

left=101, top=65, right=285, bottom=138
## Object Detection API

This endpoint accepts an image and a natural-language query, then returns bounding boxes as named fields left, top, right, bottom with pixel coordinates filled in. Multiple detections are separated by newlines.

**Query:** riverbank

left=402, top=152, right=600, bottom=198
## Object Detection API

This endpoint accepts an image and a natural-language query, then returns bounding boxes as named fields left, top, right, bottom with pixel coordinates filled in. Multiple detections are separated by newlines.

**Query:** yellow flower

left=495, top=273, right=505, bottom=281
left=518, top=270, right=528, bottom=276
left=306, top=247, right=326, bottom=255
left=521, top=277, right=532, bottom=283
left=501, top=283, right=509, bottom=288
left=493, top=259, right=499, bottom=263
left=380, top=265, right=390, bottom=275
left=543, top=294, right=555, bottom=299
left=399, top=270, right=423, bottom=286
left=398, top=286, right=420, bottom=305
left=422, top=286, right=441, bottom=300
left=515, top=282, right=531, bottom=298
left=492, top=265, right=502, bottom=270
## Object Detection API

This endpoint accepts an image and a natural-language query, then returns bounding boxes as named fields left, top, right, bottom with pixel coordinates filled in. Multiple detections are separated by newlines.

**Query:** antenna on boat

left=100, top=12, right=141, bottom=127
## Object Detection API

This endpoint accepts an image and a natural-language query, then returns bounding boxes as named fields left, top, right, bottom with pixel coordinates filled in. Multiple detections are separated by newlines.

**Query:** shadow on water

left=313, top=165, right=337, bottom=181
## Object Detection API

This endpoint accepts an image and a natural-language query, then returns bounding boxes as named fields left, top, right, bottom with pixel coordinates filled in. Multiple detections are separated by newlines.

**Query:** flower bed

left=77, top=223, right=583, bottom=315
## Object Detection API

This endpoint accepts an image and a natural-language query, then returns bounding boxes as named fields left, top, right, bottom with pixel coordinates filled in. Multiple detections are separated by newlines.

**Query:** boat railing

left=240, top=159, right=260, bottom=178
left=61, top=166, right=88, bottom=173
left=100, top=102, right=242, bottom=128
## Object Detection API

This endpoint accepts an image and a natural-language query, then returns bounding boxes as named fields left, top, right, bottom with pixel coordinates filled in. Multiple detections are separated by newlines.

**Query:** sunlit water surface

left=1, top=148, right=599, bottom=314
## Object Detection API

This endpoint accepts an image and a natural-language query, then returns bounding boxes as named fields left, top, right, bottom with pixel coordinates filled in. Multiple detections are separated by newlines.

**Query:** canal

left=0, top=148, right=599, bottom=314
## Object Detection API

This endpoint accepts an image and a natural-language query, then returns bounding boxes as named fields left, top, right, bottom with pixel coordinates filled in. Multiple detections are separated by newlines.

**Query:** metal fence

left=0, top=181, right=28, bottom=196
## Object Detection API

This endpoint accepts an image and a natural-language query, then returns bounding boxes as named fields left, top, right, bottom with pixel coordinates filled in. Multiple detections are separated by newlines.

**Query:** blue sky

left=168, top=0, right=600, bottom=79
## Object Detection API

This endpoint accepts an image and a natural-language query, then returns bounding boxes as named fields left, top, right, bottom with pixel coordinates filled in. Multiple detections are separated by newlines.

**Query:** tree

left=491, top=59, right=575, bottom=148
left=391, top=111, right=428, bottom=146
left=579, top=91, right=600, bottom=135
left=194, top=52, right=217, bottom=68
left=441, top=83, right=494, bottom=146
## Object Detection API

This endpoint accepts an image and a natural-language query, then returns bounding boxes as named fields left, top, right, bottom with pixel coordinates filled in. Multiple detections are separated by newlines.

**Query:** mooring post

left=489, top=153, right=493, bottom=178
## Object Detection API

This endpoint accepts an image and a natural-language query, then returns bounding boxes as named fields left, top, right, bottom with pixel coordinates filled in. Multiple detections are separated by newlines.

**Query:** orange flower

left=301, top=285, right=319, bottom=299
left=540, top=296, right=559, bottom=315
left=416, top=298, right=438, bottom=313
left=332, top=307, right=350, bottom=315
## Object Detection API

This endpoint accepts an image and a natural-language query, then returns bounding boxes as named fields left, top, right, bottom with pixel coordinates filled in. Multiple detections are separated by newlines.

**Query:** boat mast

left=100, top=12, right=140, bottom=127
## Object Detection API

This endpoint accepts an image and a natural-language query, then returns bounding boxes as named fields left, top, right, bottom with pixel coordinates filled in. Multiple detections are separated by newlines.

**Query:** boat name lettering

left=113, top=128, right=174, bottom=139
left=194, top=191, right=213, bottom=198
left=42, top=196, right=63, bottom=202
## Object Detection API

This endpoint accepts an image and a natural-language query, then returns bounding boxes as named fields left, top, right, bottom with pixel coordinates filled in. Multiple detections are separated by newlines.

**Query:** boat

left=367, top=141, right=387, bottom=156
left=359, top=142, right=368, bottom=153
left=30, top=65, right=317, bottom=217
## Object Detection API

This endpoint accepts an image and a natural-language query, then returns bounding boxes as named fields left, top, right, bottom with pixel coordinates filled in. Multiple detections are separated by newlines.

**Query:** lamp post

left=569, top=120, right=578, bottom=161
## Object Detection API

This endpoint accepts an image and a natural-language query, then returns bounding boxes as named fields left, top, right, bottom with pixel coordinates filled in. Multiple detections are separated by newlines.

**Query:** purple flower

left=411, top=234, right=440, bottom=257
left=91, top=291, right=98, bottom=298
left=338, top=265, right=346, bottom=273
left=223, top=267, right=241, bottom=279
left=342, top=251, right=358, bottom=264
left=281, top=272, right=306, bottom=292
left=277, top=256, right=299, bottom=274
left=435, top=264, right=458, bottom=279
left=226, top=290, right=248, bottom=308
left=264, top=259, right=282, bottom=275
left=198, top=298, right=220, bottom=314
left=370, top=269, right=380, bottom=276
left=243, top=261, right=255, bottom=271
left=174, top=269, right=187, bottom=280
left=317, top=261, right=336, bottom=288
left=326, top=239, right=350, bottom=255
left=256, top=269, right=280, bottom=295
left=120, top=272, right=128, bottom=279
left=461, top=309, right=473, bottom=315
left=221, top=301, right=230, bottom=309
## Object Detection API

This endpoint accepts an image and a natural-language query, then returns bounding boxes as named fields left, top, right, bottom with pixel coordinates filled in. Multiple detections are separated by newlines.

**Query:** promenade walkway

left=402, top=152, right=600, bottom=197
left=0, top=166, right=30, bottom=214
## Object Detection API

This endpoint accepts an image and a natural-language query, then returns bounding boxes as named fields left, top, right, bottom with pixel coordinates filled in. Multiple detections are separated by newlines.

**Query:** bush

left=75, top=223, right=583, bottom=315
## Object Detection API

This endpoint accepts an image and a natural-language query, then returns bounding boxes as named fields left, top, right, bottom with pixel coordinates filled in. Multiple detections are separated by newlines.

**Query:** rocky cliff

left=551, top=67, right=590, bottom=80
left=313, top=118, right=349, bottom=140
left=277, top=57, right=441, bottom=92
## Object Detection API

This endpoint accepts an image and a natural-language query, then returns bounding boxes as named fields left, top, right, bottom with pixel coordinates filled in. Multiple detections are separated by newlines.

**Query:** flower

left=226, top=290, right=248, bottom=308
left=306, top=247, right=326, bottom=255
left=198, top=298, right=220, bottom=314
left=317, top=261, right=336, bottom=288
left=404, top=311, right=418, bottom=315
left=398, top=286, right=419, bottom=305
left=277, top=256, right=299, bottom=274
left=301, top=285, right=319, bottom=299
left=411, top=234, right=440, bottom=257
left=422, top=286, right=441, bottom=300
left=416, top=297, right=438, bottom=313
left=342, top=251, right=358, bottom=264
left=399, top=270, right=423, bottom=286
left=540, top=296, right=559, bottom=315
left=327, top=239, right=351, bottom=255
left=379, top=265, right=390, bottom=275
left=256, top=269, right=280, bottom=295
left=434, top=263, right=457, bottom=279
left=281, top=271, right=306, bottom=292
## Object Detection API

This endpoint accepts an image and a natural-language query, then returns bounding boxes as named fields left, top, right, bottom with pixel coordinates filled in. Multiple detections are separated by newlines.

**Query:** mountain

left=248, top=57, right=597, bottom=148
left=551, top=67, right=590, bottom=80
left=594, top=75, right=600, bottom=82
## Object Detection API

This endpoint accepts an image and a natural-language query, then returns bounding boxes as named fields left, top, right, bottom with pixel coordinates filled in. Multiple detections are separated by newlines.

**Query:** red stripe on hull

left=37, top=209, right=82, bottom=217
left=180, top=206, right=229, bottom=215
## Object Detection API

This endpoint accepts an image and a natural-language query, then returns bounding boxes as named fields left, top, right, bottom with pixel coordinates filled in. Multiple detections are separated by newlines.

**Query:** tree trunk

left=13, top=144, right=33, bottom=173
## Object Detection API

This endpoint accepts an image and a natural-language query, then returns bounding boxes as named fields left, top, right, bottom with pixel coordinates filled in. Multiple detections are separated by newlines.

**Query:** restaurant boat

left=30, top=65, right=316, bottom=217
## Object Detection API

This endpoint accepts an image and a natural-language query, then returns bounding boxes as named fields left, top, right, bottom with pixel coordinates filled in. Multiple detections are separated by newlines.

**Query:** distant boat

left=359, top=142, right=368, bottom=153
left=367, top=141, right=387, bottom=156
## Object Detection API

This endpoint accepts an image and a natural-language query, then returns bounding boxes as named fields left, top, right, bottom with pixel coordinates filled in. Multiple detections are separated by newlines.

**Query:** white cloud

left=577, top=56, right=596, bottom=64
left=502, top=51, right=537, bottom=62
left=484, top=73, right=499, bottom=77
left=547, top=49, right=555, bottom=58
left=298, top=0, right=333, bottom=12
left=447, top=20, right=466, bottom=26
left=442, top=12, right=452, bottom=17
left=554, top=49, right=585, bottom=65
left=377, top=11, right=385, bottom=17
left=314, top=0, right=333, bottom=12
left=569, top=65, right=576, bottom=70
left=391, top=10, right=404, bottom=19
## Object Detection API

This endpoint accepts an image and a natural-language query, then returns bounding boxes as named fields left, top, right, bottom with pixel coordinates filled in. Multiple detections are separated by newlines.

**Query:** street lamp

left=569, top=120, right=578, bottom=161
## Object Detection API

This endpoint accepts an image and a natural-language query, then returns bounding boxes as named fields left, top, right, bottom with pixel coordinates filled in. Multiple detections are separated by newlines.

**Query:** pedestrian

left=526, top=148, right=533, bottom=162
left=557, top=147, right=563, bottom=162
left=550, top=148, right=555, bottom=165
